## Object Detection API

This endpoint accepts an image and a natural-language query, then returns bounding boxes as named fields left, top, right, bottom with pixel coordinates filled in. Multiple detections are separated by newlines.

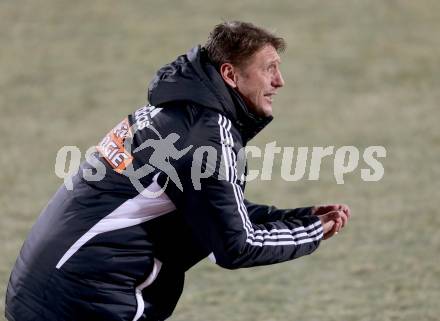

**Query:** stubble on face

left=234, top=45, right=284, bottom=118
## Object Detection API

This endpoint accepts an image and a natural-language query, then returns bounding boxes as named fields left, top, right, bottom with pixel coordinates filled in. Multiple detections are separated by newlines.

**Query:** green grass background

left=1, top=1, right=439, bottom=320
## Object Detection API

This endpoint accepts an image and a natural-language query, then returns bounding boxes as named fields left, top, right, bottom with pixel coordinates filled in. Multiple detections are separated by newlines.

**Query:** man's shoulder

left=185, top=106, right=243, bottom=151
left=127, top=102, right=243, bottom=147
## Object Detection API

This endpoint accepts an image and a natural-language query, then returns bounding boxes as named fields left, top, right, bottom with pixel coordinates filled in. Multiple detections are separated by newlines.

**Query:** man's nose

left=273, top=70, right=285, bottom=88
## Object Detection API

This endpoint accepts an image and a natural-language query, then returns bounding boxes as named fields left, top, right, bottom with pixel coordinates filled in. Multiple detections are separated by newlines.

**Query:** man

left=5, top=21, right=350, bottom=321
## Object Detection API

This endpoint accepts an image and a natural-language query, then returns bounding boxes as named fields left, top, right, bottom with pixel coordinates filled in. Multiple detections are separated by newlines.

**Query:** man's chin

left=247, top=103, right=272, bottom=118
left=261, top=105, right=273, bottom=117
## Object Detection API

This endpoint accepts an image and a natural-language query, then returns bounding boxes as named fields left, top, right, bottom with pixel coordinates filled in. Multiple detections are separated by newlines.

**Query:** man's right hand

left=312, top=204, right=351, bottom=240
left=317, top=211, right=344, bottom=240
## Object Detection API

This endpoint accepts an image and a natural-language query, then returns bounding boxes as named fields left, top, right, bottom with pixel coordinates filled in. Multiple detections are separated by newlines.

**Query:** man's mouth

left=264, top=93, right=276, bottom=102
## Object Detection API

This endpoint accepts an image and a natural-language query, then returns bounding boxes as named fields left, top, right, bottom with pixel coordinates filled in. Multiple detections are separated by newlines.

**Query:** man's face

left=234, top=45, right=284, bottom=117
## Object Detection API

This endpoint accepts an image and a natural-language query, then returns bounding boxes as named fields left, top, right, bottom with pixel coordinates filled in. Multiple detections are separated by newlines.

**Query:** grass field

left=1, top=1, right=439, bottom=320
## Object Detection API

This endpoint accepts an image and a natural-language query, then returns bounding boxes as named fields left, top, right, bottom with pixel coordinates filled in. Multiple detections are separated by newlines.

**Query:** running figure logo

left=133, top=132, right=192, bottom=191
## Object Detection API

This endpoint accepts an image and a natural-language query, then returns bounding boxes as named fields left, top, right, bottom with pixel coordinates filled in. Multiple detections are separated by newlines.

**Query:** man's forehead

left=251, top=45, right=281, bottom=64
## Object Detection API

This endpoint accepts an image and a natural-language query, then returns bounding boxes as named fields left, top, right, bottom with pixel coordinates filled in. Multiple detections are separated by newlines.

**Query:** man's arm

left=159, top=113, right=348, bottom=269
left=245, top=200, right=351, bottom=237
left=244, top=199, right=313, bottom=224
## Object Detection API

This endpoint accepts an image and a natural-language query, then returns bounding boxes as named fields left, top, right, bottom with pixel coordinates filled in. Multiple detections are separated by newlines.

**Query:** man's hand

left=312, top=204, right=351, bottom=240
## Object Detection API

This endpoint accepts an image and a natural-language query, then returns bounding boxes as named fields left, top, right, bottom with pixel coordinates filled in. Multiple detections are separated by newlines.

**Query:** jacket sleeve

left=158, top=112, right=323, bottom=269
left=244, top=199, right=313, bottom=224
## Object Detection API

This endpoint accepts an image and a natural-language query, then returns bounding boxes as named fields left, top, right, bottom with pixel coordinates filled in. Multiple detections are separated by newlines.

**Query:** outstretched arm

left=245, top=199, right=350, bottom=240
left=159, top=113, right=346, bottom=269
left=244, top=199, right=313, bottom=223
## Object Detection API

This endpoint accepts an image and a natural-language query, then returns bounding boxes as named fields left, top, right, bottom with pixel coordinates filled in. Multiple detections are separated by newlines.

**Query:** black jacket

left=6, top=46, right=323, bottom=321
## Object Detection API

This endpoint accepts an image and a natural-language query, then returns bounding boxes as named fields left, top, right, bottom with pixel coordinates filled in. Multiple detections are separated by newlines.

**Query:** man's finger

left=322, top=220, right=335, bottom=237
left=319, top=210, right=343, bottom=239
left=323, top=216, right=340, bottom=239
left=338, top=210, right=348, bottom=228
left=339, top=204, right=351, bottom=220
left=334, top=217, right=342, bottom=233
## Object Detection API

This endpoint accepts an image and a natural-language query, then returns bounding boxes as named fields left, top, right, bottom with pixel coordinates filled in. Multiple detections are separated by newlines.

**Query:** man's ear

left=220, top=63, right=238, bottom=88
